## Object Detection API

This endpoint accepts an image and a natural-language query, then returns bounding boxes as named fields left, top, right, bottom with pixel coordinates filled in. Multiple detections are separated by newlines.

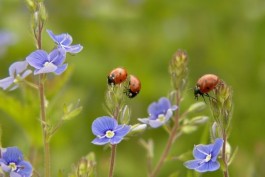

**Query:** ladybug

left=126, top=75, right=141, bottom=98
left=194, top=74, right=220, bottom=100
left=107, top=67, right=128, bottom=85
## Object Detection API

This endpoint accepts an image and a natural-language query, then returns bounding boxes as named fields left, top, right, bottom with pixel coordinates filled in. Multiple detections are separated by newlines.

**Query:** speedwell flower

left=0, top=61, right=32, bottom=91
left=47, top=29, right=83, bottom=54
left=138, top=97, right=178, bottom=128
left=0, top=147, right=32, bottom=177
left=184, top=138, right=223, bottom=173
left=26, top=48, right=67, bottom=75
left=91, top=116, right=131, bottom=145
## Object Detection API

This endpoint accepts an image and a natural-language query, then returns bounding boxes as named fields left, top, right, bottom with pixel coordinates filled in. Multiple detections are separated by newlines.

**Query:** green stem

left=149, top=91, right=181, bottom=177
left=39, top=74, right=50, bottom=177
left=109, top=144, right=117, bottom=177
left=222, top=132, right=229, bottom=177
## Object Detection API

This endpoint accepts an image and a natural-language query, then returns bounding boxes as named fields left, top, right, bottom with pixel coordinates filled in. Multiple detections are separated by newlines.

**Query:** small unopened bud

left=131, top=124, right=147, bottom=133
left=119, top=105, right=131, bottom=124
left=168, top=50, right=188, bottom=91
left=189, top=116, right=208, bottom=125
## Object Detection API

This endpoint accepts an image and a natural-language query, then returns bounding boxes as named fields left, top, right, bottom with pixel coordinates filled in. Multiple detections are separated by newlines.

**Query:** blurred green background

left=1, top=0, right=265, bottom=176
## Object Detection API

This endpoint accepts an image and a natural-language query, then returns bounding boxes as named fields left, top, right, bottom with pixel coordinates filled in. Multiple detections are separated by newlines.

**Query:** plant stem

left=39, top=74, right=50, bottom=177
left=109, top=144, right=117, bottom=177
left=222, top=132, right=229, bottom=177
left=149, top=91, right=181, bottom=177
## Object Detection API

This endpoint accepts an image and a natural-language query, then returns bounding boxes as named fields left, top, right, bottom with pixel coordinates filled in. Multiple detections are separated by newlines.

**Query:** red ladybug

left=107, top=67, right=128, bottom=85
left=194, top=74, right=220, bottom=100
left=126, top=75, right=141, bottom=98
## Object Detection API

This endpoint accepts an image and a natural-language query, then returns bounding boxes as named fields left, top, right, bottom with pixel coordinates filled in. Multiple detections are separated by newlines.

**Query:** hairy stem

left=109, top=144, right=117, bottom=177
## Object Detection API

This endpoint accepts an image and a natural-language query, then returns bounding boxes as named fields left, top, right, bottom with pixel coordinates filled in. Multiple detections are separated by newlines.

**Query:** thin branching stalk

left=222, top=132, right=229, bottom=177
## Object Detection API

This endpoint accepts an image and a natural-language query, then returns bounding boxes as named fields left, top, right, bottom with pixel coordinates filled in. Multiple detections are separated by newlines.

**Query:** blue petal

left=164, top=108, right=173, bottom=120
left=60, top=34, right=73, bottom=46
left=211, top=138, right=223, bottom=161
left=195, top=161, right=220, bottom=172
left=193, top=144, right=214, bottom=159
left=91, top=137, right=110, bottom=145
left=0, top=76, right=14, bottom=90
left=91, top=116, right=117, bottom=136
left=10, top=172, right=21, bottom=177
left=184, top=159, right=204, bottom=170
left=15, top=160, right=32, bottom=177
left=47, top=29, right=58, bottom=43
left=49, top=48, right=66, bottom=65
left=114, top=125, right=130, bottom=137
left=148, top=119, right=164, bottom=128
left=54, top=64, right=68, bottom=75
left=109, top=136, right=123, bottom=144
left=147, top=102, right=159, bottom=119
left=157, top=97, right=171, bottom=110
left=1, top=147, right=23, bottom=164
left=9, top=61, right=28, bottom=77
left=26, top=50, right=48, bottom=69
left=63, top=44, right=83, bottom=54
left=34, top=63, right=57, bottom=75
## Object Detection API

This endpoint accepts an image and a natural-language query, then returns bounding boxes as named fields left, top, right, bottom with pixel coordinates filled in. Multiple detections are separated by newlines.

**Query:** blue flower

left=138, top=97, right=178, bottom=128
left=0, top=147, right=32, bottom=177
left=26, top=48, right=67, bottom=75
left=184, top=138, right=224, bottom=173
left=0, top=61, right=32, bottom=91
left=91, top=116, right=131, bottom=145
left=47, top=29, right=83, bottom=54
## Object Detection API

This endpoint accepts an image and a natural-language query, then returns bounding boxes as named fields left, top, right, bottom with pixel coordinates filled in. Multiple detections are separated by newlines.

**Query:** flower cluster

left=0, top=29, right=83, bottom=91
left=0, top=147, right=32, bottom=177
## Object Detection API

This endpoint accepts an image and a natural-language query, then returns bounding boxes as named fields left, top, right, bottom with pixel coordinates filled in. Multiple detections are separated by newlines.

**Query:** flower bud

left=168, top=50, right=188, bottom=92
left=187, top=102, right=206, bottom=113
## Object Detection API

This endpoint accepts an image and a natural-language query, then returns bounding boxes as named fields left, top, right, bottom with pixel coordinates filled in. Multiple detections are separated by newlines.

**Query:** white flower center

left=105, top=130, right=115, bottom=138
left=157, top=114, right=165, bottom=122
left=44, top=61, right=52, bottom=67
left=8, top=162, right=17, bottom=171
left=205, top=153, right=212, bottom=162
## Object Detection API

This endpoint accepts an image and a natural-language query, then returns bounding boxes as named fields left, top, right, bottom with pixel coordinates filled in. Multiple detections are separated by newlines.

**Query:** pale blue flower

left=0, top=61, right=32, bottom=90
left=184, top=138, right=224, bottom=172
left=26, top=48, right=67, bottom=75
left=91, top=116, right=131, bottom=145
left=47, top=29, right=83, bottom=54
left=138, top=97, right=178, bottom=128
left=0, top=147, right=32, bottom=177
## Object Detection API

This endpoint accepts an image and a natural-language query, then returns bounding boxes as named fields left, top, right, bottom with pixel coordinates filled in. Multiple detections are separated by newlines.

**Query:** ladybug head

left=194, top=86, right=202, bottom=100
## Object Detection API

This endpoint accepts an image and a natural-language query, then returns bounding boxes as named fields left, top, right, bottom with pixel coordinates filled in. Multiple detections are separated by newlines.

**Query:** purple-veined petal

left=54, top=64, right=68, bottom=75
left=148, top=102, right=159, bottom=119
left=15, top=160, right=32, bottom=177
left=91, top=137, right=110, bottom=145
left=0, top=76, right=14, bottom=90
left=184, top=159, right=204, bottom=170
left=2, top=147, right=23, bottom=163
left=157, top=97, right=171, bottom=111
left=138, top=118, right=149, bottom=124
left=0, top=161, right=11, bottom=172
left=9, top=61, right=28, bottom=77
left=109, top=136, right=123, bottom=144
left=114, top=125, right=130, bottom=137
left=49, top=48, right=66, bottom=65
left=164, top=109, right=173, bottom=120
left=21, top=70, right=32, bottom=79
left=91, top=116, right=117, bottom=136
left=47, top=29, right=58, bottom=42
left=63, top=44, right=83, bottom=54
left=34, top=62, right=57, bottom=75
left=211, top=138, right=223, bottom=161
left=193, top=144, right=213, bottom=159
left=26, top=50, right=48, bottom=69
left=195, top=161, right=220, bottom=172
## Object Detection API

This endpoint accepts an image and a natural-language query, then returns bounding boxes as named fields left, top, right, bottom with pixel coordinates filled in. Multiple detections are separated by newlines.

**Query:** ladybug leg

left=205, top=93, right=217, bottom=101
